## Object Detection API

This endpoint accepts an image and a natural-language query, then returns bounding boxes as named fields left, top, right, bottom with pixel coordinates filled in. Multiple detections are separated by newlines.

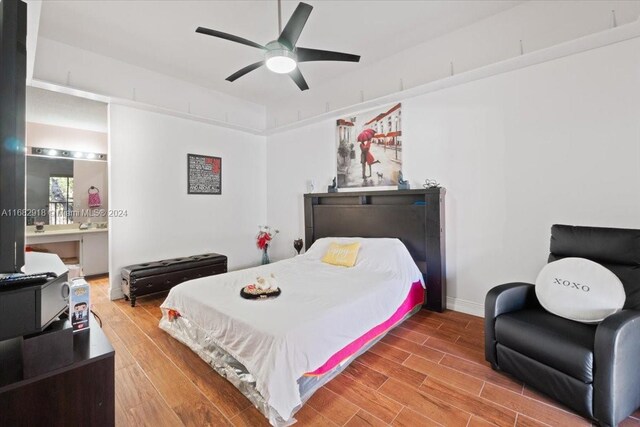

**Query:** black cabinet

left=0, top=0, right=27, bottom=273
left=0, top=317, right=115, bottom=426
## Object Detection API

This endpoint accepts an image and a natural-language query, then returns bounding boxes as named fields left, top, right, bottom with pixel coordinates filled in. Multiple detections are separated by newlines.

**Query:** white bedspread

left=160, top=238, right=423, bottom=421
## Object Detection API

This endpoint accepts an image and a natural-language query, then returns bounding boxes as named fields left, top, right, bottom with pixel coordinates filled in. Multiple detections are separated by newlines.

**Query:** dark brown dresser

left=0, top=316, right=115, bottom=426
left=121, top=253, right=227, bottom=306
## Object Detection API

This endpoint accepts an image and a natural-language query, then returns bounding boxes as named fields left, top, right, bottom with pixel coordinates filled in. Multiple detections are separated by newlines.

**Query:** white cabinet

left=26, top=229, right=108, bottom=277
left=81, top=232, right=108, bottom=276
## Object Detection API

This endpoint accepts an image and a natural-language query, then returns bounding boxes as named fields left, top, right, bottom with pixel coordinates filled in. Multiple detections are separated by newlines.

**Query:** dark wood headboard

left=304, top=189, right=446, bottom=312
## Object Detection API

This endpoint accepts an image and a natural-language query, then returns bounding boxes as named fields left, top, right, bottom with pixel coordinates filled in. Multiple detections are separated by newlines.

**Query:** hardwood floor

left=88, top=277, right=640, bottom=427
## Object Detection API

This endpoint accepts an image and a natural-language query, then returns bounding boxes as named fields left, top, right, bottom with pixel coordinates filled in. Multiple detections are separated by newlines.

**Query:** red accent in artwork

left=357, top=128, right=375, bottom=142
left=364, top=102, right=401, bottom=125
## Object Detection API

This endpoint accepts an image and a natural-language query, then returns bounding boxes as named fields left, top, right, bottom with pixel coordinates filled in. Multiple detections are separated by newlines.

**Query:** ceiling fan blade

left=277, top=2, right=313, bottom=50
left=196, top=27, right=266, bottom=50
left=296, top=47, right=360, bottom=63
left=289, top=67, right=309, bottom=91
left=226, top=61, right=265, bottom=82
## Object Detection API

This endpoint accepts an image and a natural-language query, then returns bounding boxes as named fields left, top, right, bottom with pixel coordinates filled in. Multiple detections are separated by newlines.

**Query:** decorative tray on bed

left=240, top=284, right=281, bottom=299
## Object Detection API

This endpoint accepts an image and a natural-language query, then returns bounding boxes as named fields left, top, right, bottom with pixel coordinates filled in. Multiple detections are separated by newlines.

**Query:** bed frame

left=304, top=188, right=446, bottom=312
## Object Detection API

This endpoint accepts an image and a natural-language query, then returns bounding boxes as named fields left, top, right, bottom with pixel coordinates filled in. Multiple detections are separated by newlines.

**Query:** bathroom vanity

left=25, top=150, right=109, bottom=277
left=26, top=225, right=108, bottom=276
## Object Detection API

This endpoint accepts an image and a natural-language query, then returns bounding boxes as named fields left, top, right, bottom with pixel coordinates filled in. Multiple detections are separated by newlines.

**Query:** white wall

left=266, top=37, right=640, bottom=315
left=266, top=0, right=640, bottom=129
left=26, top=122, right=107, bottom=154
left=266, top=122, right=336, bottom=259
left=34, top=37, right=266, bottom=131
left=108, top=104, right=267, bottom=299
left=27, top=86, right=108, bottom=133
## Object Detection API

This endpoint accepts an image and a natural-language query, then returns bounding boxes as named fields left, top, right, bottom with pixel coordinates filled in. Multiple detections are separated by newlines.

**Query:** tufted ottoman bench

left=121, top=253, right=227, bottom=306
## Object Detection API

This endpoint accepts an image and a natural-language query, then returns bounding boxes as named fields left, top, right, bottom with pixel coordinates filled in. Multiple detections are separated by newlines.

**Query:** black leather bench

left=121, top=253, right=227, bottom=306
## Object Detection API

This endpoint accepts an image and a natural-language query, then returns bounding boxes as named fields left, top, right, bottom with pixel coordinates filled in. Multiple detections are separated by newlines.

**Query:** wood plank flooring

left=88, top=277, right=640, bottom=427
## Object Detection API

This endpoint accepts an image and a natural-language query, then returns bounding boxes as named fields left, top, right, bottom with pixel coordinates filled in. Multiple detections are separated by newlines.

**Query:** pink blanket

left=305, top=280, right=424, bottom=376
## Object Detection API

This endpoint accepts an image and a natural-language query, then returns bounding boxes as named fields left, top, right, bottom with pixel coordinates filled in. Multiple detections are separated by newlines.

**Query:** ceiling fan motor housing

left=265, top=41, right=297, bottom=73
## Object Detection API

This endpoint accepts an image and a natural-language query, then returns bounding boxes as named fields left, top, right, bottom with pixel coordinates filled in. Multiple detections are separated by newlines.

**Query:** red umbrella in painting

left=357, top=128, right=375, bottom=142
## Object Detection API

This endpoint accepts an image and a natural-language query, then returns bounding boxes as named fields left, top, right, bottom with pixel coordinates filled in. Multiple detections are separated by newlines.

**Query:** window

left=49, top=176, right=74, bottom=224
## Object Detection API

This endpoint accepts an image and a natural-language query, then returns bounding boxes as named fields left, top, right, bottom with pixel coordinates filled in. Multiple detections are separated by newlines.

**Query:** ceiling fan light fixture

left=196, top=2, right=360, bottom=90
left=265, top=48, right=297, bottom=74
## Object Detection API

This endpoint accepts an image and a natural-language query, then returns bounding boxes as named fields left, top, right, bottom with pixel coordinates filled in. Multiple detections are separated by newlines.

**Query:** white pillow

left=535, top=257, right=626, bottom=324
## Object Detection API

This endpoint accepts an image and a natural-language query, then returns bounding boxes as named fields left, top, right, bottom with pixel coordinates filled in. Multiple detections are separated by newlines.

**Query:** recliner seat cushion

left=495, top=309, right=597, bottom=382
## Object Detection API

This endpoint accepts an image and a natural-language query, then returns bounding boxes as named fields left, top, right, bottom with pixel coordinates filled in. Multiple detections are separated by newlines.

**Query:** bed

left=159, top=189, right=446, bottom=425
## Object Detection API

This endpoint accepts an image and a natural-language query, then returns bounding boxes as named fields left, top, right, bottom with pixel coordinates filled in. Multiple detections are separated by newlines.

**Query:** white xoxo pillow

left=535, top=257, right=625, bottom=324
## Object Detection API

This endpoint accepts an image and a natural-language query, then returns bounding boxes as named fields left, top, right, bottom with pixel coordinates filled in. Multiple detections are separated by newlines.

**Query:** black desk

left=0, top=317, right=114, bottom=426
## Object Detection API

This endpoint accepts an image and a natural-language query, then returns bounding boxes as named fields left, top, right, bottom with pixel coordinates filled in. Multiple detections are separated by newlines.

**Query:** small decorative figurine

left=255, top=274, right=278, bottom=291
left=293, top=238, right=304, bottom=255
left=240, top=273, right=282, bottom=299
left=327, top=177, right=338, bottom=193
left=423, top=178, right=441, bottom=189
left=397, top=171, right=410, bottom=190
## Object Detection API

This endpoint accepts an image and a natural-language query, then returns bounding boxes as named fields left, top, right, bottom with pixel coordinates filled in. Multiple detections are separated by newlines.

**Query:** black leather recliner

left=485, top=224, right=640, bottom=427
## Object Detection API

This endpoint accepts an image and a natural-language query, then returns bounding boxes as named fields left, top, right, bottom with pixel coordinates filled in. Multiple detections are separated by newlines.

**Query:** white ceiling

left=37, top=0, right=521, bottom=106
left=26, top=86, right=108, bottom=133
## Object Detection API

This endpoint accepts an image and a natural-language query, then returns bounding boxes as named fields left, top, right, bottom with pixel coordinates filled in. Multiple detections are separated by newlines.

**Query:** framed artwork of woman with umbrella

left=335, top=103, right=402, bottom=189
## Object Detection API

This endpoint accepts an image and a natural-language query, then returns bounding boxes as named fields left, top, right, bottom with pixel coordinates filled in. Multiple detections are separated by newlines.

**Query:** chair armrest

left=594, top=309, right=640, bottom=427
left=485, top=282, right=538, bottom=320
left=484, top=282, right=538, bottom=367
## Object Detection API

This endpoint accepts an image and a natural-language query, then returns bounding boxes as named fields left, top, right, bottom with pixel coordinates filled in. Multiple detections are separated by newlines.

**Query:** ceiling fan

left=196, top=1, right=360, bottom=91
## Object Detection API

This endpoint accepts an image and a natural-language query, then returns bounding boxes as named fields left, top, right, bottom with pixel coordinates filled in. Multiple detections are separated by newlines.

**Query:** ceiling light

left=48, top=149, right=58, bottom=156
left=86, top=153, right=96, bottom=160
left=265, top=49, right=297, bottom=74
left=74, top=152, right=84, bottom=158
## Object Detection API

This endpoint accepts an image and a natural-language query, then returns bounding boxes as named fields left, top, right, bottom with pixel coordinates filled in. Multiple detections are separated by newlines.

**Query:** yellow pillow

left=321, top=242, right=361, bottom=267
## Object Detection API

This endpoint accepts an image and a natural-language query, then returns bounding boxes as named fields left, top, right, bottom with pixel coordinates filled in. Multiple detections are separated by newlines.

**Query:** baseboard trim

left=108, top=283, right=124, bottom=301
left=446, top=297, right=484, bottom=317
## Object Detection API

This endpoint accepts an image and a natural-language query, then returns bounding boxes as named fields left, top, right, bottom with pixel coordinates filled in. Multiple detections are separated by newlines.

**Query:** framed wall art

left=336, top=103, right=402, bottom=189
left=187, top=153, right=222, bottom=195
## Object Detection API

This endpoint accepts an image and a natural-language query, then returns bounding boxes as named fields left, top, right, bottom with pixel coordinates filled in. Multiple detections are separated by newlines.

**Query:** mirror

left=26, top=155, right=108, bottom=226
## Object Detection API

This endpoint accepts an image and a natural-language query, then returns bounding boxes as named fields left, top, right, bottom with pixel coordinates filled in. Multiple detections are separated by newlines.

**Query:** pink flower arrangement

left=256, top=225, right=279, bottom=250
